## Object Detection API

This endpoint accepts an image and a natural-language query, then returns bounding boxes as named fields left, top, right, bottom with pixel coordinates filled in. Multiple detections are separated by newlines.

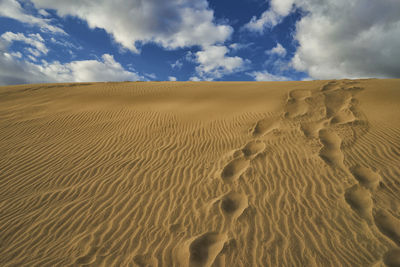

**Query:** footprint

left=320, top=81, right=341, bottom=92
left=188, top=232, right=227, bottom=267
left=344, top=185, right=373, bottom=221
left=300, top=120, right=328, bottom=139
left=221, top=158, right=249, bottom=183
left=318, top=129, right=344, bottom=167
left=350, top=165, right=382, bottom=191
left=374, top=210, right=400, bottom=246
left=331, top=108, right=356, bottom=125
left=220, top=191, right=248, bottom=221
left=383, top=248, right=400, bottom=267
left=343, top=80, right=359, bottom=85
left=241, top=141, right=265, bottom=159
left=288, top=89, right=312, bottom=100
left=343, top=86, right=364, bottom=94
left=284, top=98, right=309, bottom=118
left=252, top=118, right=277, bottom=137
left=323, top=90, right=352, bottom=117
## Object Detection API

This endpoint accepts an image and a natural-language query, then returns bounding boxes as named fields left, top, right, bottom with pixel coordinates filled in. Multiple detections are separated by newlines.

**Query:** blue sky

left=0, top=0, right=399, bottom=85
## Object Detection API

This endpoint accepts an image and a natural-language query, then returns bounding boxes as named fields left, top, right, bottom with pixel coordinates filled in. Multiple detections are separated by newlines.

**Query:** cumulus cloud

left=50, top=37, right=81, bottom=50
left=1, top=32, right=48, bottom=57
left=10, top=51, right=22, bottom=58
left=189, top=76, right=201, bottom=81
left=171, top=59, right=183, bottom=69
left=38, top=9, right=50, bottom=17
left=168, top=76, right=177, bottom=81
left=59, top=54, right=142, bottom=82
left=229, top=43, right=253, bottom=51
left=266, top=43, right=286, bottom=57
left=30, top=0, right=232, bottom=53
left=1, top=1, right=242, bottom=81
left=245, top=0, right=400, bottom=79
left=0, top=47, right=142, bottom=85
left=0, top=52, right=47, bottom=85
left=292, top=0, right=400, bottom=79
left=194, top=45, right=249, bottom=80
left=0, top=30, right=141, bottom=85
left=0, top=0, right=65, bottom=34
left=248, top=71, right=289, bottom=81
left=244, top=0, right=295, bottom=32
left=145, top=73, right=157, bottom=80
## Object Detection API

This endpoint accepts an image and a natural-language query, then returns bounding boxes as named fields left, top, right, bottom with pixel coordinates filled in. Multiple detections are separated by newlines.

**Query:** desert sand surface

left=1, top=79, right=400, bottom=266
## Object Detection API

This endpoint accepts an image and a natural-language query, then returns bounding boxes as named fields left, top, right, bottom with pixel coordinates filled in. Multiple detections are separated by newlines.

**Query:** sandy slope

left=0, top=80, right=399, bottom=266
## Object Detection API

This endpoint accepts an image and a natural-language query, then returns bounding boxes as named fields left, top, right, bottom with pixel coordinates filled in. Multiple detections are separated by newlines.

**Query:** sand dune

left=0, top=79, right=400, bottom=266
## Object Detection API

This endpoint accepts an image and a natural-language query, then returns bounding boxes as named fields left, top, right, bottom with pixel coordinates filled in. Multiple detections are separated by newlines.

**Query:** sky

left=0, top=0, right=400, bottom=85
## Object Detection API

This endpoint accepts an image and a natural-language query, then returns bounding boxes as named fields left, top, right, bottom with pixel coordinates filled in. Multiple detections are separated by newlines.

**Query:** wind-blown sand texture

left=1, top=79, right=400, bottom=266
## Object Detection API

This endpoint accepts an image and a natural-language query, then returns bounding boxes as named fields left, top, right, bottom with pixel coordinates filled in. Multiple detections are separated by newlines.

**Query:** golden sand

left=0, top=79, right=399, bottom=266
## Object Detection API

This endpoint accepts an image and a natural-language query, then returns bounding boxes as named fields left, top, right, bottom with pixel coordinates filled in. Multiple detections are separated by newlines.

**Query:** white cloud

left=0, top=31, right=141, bottom=85
left=171, top=59, right=183, bottom=69
left=194, top=45, right=249, bottom=80
left=270, top=0, right=295, bottom=15
left=0, top=44, right=142, bottom=85
left=1, top=32, right=48, bottom=59
left=30, top=0, right=232, bottom=53
left=229, top=43, right=252, bottom=51
left=244, top=10, right=281, bottom=32
left=0, top=52, right=49, bottom=85
left=42, top=54, right=142, bottom=82
left=27, top=55, right=37, bottom=62
left=38, top=9, right=50, bottom=17
left=50, top=37, right=81, bottom=50
left=189, top=76, right=201, bottom=81
left=245, top=0, right=400, bottom=79
left=168, top=76, right=177, bottom=81
left=292, top=0, right=400, bottom=79
left=266, top=43, right=286, bottom=57
left=248, top=71, right=289, bottom=81
left=0, top=0, right=65, bottom=34
left=145, top=73, right=157, bottom=80
left=269, top=59, right=291, bottom=73
left=10, top=51, right=22, bottom=58
left=26, top=47, right=41, bottom=57
left=244, top=0, right=295, bottom=32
